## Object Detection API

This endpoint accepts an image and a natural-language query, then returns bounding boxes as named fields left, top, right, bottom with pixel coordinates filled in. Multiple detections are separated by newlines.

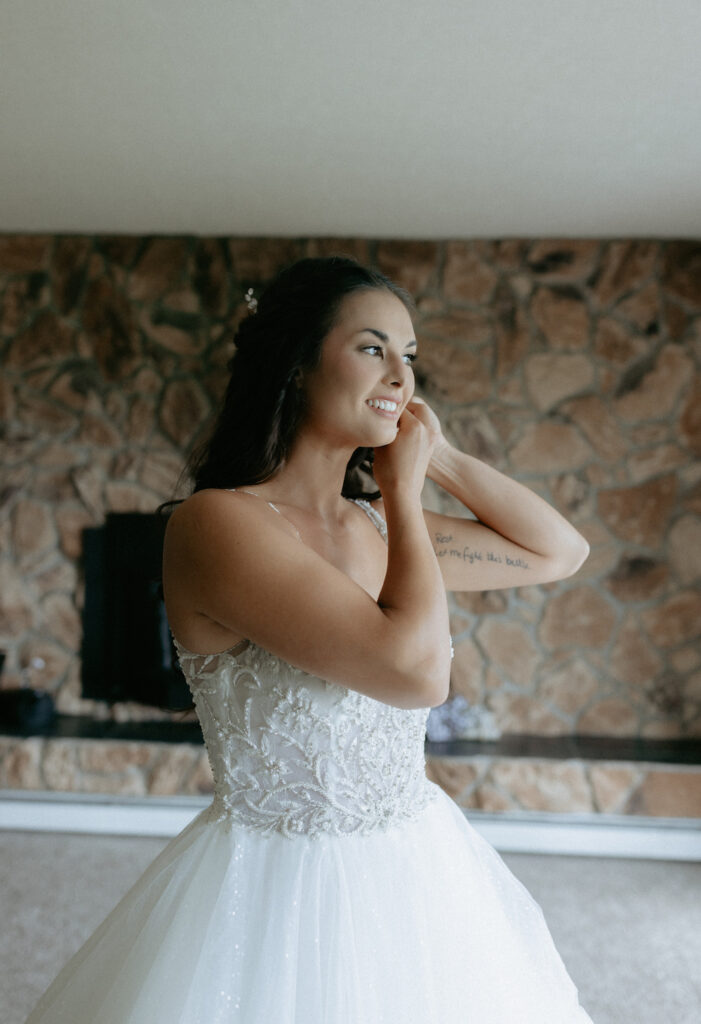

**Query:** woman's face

left=299, top=288, right=417, bottom=449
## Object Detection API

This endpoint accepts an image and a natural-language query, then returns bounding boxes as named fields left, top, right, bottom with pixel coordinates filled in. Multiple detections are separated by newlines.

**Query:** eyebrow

left=356, top=328, right=417, bottom=348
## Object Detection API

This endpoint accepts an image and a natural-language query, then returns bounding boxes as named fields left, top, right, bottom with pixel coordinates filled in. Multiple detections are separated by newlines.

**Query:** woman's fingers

left=373, top=400, right=437, bottom=497
left=402, top=397, right=443, bottom=447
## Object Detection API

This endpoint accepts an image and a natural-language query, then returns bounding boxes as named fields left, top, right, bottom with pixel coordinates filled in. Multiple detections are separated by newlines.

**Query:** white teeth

left=368, top=399, right=397, bottom=411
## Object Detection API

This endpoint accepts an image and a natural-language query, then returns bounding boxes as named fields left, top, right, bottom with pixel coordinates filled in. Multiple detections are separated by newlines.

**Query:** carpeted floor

left=1, top=829, right=700, bottom=1024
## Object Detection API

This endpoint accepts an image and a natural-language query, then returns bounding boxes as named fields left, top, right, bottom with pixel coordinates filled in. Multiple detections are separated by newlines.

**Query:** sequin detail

left=174, top=638, right=438, bottom=840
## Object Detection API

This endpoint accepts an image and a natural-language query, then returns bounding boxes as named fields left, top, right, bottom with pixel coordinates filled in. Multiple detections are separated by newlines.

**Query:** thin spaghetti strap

left=350, top=498, right=388, bottom=544
left=266, top=500, right=303, bottom=543
left=228, top=487, right=303, bottom=543
left=228, top=489, right=384, bottom=546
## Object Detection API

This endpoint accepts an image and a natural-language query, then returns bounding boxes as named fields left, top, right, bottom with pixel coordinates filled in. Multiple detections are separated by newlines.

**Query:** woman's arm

left=373, top=396, right=590, bottom=592
left=422, top=442, right=590, bottom=590
left=376, top=485, right=452, bottom=692
left=164, top=401, right=453, bottom=710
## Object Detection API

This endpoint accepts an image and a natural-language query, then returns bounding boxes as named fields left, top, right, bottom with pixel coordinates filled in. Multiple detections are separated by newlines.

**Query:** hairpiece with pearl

left=244, top=287, right=258, bottom=313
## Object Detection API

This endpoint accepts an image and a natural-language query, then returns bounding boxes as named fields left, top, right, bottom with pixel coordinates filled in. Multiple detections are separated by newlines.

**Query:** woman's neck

left=257, top=434, right=357, bottom=522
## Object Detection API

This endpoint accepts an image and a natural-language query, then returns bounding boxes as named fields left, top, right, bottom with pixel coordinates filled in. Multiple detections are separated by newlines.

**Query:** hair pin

left=244, top=287, right=258, bottom=313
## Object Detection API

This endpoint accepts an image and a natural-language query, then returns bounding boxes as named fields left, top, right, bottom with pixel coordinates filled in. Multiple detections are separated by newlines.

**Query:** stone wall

left=1, top=235, right=700, bottom=741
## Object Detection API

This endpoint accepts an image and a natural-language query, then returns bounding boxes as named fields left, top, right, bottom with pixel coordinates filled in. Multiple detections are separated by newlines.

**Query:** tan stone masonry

left=1, top=236, right=700, bottom=777
left=426, top=755, right=701, bottom=817
left=1, top=735, right=699, bottom=817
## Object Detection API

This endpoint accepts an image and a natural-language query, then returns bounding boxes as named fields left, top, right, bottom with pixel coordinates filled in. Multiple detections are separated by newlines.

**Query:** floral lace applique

left=174, top=637, right=438, bottom=840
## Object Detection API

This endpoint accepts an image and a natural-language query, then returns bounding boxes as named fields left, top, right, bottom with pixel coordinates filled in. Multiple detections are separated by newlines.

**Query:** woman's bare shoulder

left=164, top=489, right=272, bottom=557
left=167, top=488, right=246, bottom=525
left=172, top=487, right=234, bottom=508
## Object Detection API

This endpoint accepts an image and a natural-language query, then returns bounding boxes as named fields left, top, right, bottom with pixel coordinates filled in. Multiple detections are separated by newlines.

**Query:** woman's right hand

left=372, top=398, right=439, bottom=499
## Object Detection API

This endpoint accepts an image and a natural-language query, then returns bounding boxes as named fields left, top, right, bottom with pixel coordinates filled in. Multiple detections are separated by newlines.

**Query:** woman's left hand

left=403, top=396, right=451, bottom=471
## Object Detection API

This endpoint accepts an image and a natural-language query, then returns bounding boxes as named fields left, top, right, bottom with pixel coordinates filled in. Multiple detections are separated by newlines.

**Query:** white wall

left=1, top=1, right=700, bottom=236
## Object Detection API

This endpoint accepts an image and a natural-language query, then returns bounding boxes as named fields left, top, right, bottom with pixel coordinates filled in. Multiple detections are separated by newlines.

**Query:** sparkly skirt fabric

left=25, top=783, right=594, bottom=1023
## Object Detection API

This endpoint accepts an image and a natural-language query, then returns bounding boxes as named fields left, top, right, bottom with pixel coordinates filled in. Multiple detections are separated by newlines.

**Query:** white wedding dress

left=26, top=499, right=594, bottom=1023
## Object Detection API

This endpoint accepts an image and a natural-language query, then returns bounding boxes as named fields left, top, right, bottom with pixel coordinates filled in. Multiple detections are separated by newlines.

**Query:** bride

left=26, top=255, right=595, bottom=1023
left=164, top=258, right=588, bottom=703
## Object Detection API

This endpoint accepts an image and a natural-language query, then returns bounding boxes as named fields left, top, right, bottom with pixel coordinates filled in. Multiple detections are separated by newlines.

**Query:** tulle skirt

left=26, top=783, right=594, bottom=1023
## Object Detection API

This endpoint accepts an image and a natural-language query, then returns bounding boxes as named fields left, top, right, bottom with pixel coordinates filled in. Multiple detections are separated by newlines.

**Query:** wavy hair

left=160, top=255, right=416, bottom=511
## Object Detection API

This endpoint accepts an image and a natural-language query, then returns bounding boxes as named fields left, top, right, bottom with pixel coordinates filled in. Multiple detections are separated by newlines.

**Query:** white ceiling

left=1, top=1, right=700, bottom=238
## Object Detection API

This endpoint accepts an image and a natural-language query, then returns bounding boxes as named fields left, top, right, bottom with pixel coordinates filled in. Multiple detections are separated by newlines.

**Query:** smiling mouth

left=366, top=398, right=399, bottom=417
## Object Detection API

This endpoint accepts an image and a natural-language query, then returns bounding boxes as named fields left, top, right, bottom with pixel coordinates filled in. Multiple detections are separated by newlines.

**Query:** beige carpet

left=2, top=829, right=700, bottom=1024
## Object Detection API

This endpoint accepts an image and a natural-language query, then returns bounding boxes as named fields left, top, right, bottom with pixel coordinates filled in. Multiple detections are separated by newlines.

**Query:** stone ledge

left=425, top=755, right=701, bottom=818
left=0, top=735, right=213, bottom=797
left=0, top=731, right=700, bottom=817
left=3, top=718, right=700, bottom=764
left=0, top=714, right=202, bottom=745
left=425, top=733, right=701, bottom=765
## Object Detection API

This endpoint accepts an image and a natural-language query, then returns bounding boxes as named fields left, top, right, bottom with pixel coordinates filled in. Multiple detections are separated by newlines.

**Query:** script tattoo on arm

left=433, top=533, right=530, bottom=570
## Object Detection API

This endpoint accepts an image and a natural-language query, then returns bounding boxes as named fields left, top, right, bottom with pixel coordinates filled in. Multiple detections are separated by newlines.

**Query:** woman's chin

left=338, top=418, right=398, bottom=450
left=364, top=424, right=398, bottom=447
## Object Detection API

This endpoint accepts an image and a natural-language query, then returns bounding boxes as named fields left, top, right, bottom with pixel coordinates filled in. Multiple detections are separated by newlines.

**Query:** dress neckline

left=172, top=632, right=254, bottom=661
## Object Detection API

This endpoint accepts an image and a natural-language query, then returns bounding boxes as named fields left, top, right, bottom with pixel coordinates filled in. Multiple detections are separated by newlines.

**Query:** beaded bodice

left=172, top=498, right=440, bottom=840
left=173, top=637, right=438, bottom=840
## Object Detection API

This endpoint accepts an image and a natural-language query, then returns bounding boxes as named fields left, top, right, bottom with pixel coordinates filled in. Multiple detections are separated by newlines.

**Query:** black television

left=81, top=513, right=191, bottom=710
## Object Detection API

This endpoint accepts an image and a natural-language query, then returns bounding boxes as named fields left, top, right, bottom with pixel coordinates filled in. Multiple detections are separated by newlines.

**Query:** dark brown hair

left=158, top=254, right=416, bottom=513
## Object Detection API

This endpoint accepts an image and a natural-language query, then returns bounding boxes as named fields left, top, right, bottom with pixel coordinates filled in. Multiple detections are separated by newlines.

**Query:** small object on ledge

left=426, top=695, right=501, bottom=742
left=0, top=688, right=56, bottom=732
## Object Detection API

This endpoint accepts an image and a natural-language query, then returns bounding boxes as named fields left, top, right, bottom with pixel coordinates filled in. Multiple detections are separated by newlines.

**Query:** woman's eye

left=362, top=345, right=416, bottom=365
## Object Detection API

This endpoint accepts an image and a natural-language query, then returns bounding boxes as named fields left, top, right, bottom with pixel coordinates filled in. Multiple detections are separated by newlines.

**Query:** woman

left=26, top=256, right=595, bottom=1023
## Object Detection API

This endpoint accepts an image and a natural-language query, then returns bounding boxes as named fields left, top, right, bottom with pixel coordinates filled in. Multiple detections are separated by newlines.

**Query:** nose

left=382, top=353, right=411, bottom=391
